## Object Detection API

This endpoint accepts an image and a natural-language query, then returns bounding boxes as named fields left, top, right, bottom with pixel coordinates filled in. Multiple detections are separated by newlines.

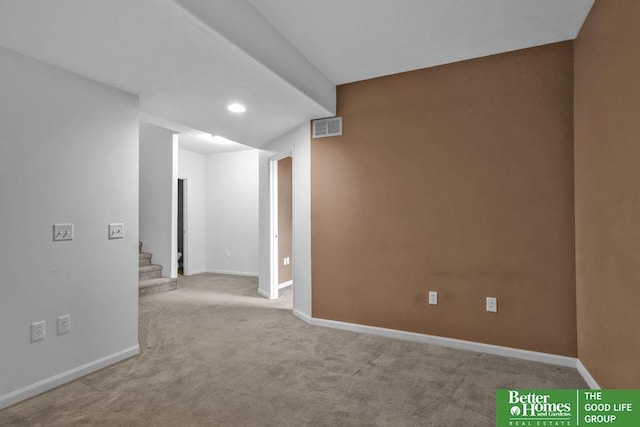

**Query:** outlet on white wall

left=226, top=250, right=230, bottom=257
left=57, top=315, right=71, bottom=335
left=31, top=321, right=45, bottom=342
left=486, top=297, right=498, bottom=313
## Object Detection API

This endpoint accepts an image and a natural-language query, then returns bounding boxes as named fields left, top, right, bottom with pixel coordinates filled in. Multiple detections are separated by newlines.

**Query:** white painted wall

left=258, top=124, right=312, bottom=316
left=178, top=149, right=207, bottom=274
left=258, top=150, right=273, bottom=295
left=0, top=47, right=139, bottom=408
left=292, top=133, right=312, bottom=317
left=139, top=123, right=177, bottom=278
left=206, top=150, right=259, bottom=275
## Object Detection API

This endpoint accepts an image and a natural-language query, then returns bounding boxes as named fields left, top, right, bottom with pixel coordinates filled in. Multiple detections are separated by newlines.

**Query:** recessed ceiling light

left=227, top=103, right=246, bottom=113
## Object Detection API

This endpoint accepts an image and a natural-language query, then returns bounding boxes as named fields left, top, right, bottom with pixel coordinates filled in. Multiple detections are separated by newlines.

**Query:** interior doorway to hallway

left=270, top=153, right=293, bottom=299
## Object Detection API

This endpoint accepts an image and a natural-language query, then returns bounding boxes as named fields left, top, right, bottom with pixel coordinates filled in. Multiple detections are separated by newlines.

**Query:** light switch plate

left=108, top=223, right=124, bottom=239
left=53, top=224, right=73, bottom=241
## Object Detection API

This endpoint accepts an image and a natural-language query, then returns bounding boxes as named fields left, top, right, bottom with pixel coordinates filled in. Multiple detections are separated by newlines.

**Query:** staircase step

left=139, top=277, right=177, bottom=297
left=139, top=264, right=162, bottom=281
left=139, top=252, right=152, bottom=267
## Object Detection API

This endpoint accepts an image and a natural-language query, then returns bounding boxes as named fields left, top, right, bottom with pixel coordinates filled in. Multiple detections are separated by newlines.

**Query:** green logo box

left=497, top=389, right=640, bottom=426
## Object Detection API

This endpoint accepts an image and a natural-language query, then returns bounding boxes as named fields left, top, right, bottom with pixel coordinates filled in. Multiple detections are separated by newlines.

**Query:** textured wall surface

left=574, top=0, right=640, bottom=387
left=312, top=42, right=577, bottom=356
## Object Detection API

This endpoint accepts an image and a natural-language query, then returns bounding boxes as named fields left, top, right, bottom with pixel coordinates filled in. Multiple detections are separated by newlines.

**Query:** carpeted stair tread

left=139, top=277, right=177, bottom=288
left=137, top=244, right=174, bottom=295
left=139, top=264, right=163, bottom=281
left=139, top=253, right=152, bottom=266
left=139, top=277, right=178, bottom=296
left=139, top=264, right=162, bottom=273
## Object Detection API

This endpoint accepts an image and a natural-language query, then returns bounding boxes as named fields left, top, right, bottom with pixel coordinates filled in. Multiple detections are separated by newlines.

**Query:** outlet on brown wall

left=311, top=41, right=577, bottom=356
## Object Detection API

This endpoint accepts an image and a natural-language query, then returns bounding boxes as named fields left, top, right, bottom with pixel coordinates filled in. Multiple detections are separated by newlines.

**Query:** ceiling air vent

left=312, top=116, right=342, bottom=138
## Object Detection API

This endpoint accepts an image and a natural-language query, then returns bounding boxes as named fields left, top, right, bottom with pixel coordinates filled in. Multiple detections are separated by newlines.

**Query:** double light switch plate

left=108, top=223, right=124, bottom=239
left=53, top=224, right=73, bottom=241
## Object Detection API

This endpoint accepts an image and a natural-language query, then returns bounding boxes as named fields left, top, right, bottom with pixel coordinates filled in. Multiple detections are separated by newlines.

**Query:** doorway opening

left=270, top=153, right=293, bottom=299
left=177, top=178, right=187, bottom=275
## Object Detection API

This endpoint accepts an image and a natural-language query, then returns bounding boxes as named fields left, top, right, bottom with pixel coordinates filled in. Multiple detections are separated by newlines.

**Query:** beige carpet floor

left=0, top=273, right=586, bottom=426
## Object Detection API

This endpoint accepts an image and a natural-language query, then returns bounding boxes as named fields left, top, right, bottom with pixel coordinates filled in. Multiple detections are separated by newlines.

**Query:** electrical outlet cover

left=486, top=297, right=498, bottom=313
left=31, top=321, right=46, bottom=342
left=57, top=315, right=71, bottom=335
left=429, top=291, right=438, bottom=305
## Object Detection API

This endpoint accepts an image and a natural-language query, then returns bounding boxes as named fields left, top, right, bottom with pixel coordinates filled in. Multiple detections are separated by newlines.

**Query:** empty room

left=1, top=1, right=639, bottom=426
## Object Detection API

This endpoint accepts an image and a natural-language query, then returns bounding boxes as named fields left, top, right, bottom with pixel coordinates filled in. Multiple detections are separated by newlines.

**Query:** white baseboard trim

left=292, top=314, right=577, bottom=368
left=185, top=269, right=208, bottom=276
left=292, top=309, right=312, bottom=323
left=278, top=280, right=293, bottom=290
left=577, top=359, right=601, bottom=389
left=0, top=344, right=139, bottom=410
left=292, top=312, right=606, bottom=387
left=257, top=288, right=271, bottom=299
left=205, top=269, right=258, bottom=278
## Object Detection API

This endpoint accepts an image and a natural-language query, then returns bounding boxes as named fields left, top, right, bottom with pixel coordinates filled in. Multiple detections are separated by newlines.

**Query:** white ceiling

left=0, top=0, right=333, bottom=152
left=0, top=0, right=594, bottom=154
left=178, top=131, right=252, bottom=155
left=247, top=0, right=595, bottom=84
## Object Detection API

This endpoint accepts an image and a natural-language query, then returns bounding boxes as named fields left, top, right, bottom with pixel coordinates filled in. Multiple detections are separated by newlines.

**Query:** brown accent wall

left=278, top=157, right=293, bottom=284
left=311, top=42, right=577, bottom=356
left=574, top=1, right=640, bottom=387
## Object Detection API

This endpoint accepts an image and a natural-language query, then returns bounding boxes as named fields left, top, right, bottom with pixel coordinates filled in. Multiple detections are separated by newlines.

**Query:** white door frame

left=269, top=150, right=293, bottom=299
